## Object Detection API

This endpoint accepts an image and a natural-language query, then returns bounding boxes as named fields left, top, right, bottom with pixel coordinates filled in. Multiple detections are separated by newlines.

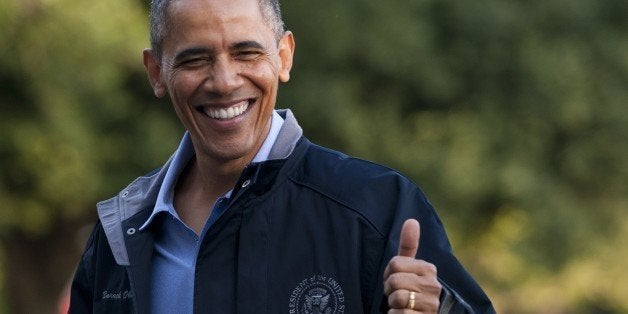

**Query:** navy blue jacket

left=70, top=110, right=494, bottom=313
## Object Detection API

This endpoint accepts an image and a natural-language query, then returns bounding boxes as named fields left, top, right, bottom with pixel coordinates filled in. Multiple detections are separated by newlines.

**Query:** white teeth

left=204, top=101, right=249, bottom=119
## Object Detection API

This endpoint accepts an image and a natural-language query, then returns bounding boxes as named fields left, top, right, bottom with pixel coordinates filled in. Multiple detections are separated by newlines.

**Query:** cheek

left=242, top=63, right=278, bottom=129
left=250, top=69, right=278, bottom=117
left=166, top=73, right=204, bottom=126
left=243, top=57, right=280, bottom=92
left=168, top=70, right=203, bottom=100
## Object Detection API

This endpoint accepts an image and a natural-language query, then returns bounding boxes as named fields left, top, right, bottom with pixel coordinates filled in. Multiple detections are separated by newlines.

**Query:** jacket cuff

left=438, top=279, right=474, bottom=314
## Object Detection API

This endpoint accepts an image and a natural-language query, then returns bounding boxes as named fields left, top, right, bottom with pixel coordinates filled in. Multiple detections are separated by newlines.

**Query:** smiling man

left=142, top=0, right=295, bottom=236
left=69, top=0, right=494, bottom=313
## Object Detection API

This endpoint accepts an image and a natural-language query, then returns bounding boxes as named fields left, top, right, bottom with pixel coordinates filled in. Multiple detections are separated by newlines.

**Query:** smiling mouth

left=201, top=100, right=251, bottom=120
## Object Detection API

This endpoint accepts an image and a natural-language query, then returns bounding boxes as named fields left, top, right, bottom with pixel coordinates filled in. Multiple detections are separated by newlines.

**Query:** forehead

left=168, top=0, right=264, bottom=29
left=161, top=0, right=274, bottom=53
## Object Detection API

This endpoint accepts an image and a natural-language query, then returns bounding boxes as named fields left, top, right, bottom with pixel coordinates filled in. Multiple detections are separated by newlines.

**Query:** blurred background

left=1, top=0, right=627, bottom=313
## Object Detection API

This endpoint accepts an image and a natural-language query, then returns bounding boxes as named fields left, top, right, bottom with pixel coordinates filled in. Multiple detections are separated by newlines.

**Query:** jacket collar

left=96, top=109, right=302, bottom=266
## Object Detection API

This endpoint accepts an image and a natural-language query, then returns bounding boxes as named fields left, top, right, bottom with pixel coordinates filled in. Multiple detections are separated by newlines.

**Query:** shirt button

left=126, top=228, right=136, bottom=235
left=242, top=179, right=251, bottom=188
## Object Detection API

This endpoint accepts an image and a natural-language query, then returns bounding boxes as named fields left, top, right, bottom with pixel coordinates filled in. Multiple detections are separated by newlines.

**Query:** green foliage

left=0, top=0, right=181, bottom=236
left=281, top=0, right=628, bottom=312
left=0, top=0, right=627, bottom=312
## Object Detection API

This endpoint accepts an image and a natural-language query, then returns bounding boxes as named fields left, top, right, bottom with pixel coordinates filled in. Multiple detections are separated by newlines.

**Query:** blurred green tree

left=280, top=0, right=628, bottom=312
left=0, top=0, right=181, bottom=312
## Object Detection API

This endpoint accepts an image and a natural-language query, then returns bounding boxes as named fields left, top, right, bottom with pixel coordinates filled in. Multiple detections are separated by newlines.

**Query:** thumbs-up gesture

left=383, top=219, right=442, bottom=313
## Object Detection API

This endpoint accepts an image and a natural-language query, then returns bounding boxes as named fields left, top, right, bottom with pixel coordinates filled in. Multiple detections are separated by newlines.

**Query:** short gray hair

left=149, top=0, right=285, bottom=59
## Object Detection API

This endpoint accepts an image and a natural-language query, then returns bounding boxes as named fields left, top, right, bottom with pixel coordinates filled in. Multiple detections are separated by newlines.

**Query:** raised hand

left=383, top=219, right=442, bottom=313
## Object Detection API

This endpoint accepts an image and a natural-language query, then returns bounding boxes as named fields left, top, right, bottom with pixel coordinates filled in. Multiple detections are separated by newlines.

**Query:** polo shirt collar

left=139, top=110, right=285, bottom=230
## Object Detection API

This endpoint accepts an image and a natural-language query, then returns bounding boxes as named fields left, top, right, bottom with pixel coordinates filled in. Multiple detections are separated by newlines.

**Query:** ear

left=277, top=31, right=295, bottom=83
left=143, top=48, right=167, bottom=98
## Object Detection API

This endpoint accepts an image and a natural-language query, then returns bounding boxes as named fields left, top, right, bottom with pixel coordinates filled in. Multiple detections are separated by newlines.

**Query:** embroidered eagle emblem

left=302, top=287, right=332, bottom=314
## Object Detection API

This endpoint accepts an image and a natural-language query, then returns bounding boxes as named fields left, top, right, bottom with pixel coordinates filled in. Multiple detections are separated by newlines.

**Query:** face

left=144, top=0, right=295, bottom=166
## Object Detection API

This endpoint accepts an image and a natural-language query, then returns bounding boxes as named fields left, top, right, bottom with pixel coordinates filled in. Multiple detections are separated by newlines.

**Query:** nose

left=205, top=57, right=243, bottom=95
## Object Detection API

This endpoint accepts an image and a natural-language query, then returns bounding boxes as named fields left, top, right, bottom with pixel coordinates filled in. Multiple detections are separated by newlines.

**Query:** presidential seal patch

left=289, top=275, right=345, bottom=314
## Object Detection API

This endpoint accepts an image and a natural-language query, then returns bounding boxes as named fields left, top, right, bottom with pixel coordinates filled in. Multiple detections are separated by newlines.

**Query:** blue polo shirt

left=140, top=111, right=284, bottom=313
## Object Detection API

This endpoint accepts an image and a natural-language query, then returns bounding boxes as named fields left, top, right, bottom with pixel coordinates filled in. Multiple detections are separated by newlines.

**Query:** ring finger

left=388, top=289, right=422, bottom=310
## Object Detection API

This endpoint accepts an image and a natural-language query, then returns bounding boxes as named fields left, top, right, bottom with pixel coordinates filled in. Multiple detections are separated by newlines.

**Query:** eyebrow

left=231, top=41, right=265, bottom=50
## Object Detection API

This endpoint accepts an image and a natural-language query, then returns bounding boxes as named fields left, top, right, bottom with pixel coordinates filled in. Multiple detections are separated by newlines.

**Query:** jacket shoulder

left=291, top=143, right=430, bottom=232
left=298, top=143, right=415, bottom=187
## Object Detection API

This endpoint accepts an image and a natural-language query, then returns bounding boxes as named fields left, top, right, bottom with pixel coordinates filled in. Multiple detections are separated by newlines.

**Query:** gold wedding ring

left=407, top=290, right=416, bottom=310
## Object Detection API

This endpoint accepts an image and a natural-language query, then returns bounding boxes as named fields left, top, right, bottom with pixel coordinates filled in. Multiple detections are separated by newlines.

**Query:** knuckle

left=388, top=256, right=404, bottom=272
left=421, top=261, right=437, bottom=275
left=428, top=299, right=440, bottom=312
left=389, top=291, right=405, bottom=307
left=384, top=279, right=393, bottom=296
left=433, top=280, right=442, bottom=292
left=387, top=272, right=404, bottom=288
left=428, top=263, right=437, bottom=275
left=423, top=279, right=441, bottom=296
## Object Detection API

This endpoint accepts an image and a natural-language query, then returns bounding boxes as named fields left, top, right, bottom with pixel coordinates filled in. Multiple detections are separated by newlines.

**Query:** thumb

left=397, top=219, right=420, bottom=257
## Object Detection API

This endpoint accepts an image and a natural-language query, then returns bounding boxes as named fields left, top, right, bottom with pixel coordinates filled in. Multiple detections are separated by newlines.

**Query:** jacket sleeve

left=69, top=222, right=101, bottom=313
left=438, top=280, right=476, bottom=313
left=374, top=181, right=495, bottom=313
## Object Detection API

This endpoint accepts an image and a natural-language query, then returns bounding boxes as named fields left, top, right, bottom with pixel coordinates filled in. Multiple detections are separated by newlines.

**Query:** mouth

left=199, top=99, right=252, bottom=120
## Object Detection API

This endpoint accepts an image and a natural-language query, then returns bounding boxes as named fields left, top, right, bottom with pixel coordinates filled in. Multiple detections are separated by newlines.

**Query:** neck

left=172, top=156, right=246, bottom=235
left=173, top=117, right=272, bottom=234
left=190, top=154, right=248, bottom=197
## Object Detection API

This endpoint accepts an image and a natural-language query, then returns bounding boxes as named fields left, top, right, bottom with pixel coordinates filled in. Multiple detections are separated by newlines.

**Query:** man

left=70, top=0, right=494, bottom=313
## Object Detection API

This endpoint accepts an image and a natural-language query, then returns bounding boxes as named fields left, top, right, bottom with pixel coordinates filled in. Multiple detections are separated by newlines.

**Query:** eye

left=234, top=50, right=263, bottom=61
left=178, top=57, right=209, bottom=68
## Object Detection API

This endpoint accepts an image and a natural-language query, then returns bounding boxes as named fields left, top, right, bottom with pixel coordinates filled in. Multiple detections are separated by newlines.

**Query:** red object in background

left=57, top=282, right=70, bottom=313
